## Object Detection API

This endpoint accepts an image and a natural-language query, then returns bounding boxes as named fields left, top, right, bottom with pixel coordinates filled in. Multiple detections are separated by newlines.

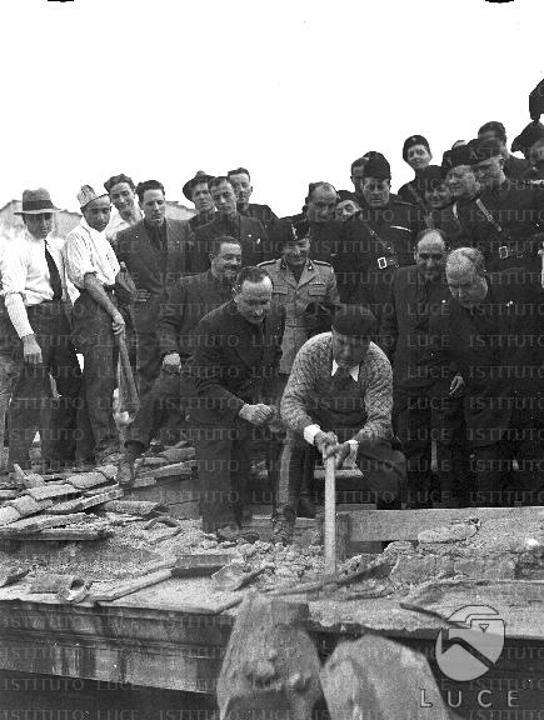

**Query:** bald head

left=446, top=248, right=488, bottom=308
left=414, top=229, right=447, bottom=281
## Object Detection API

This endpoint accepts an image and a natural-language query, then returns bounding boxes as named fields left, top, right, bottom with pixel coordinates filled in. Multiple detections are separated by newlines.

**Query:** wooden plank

left=25, top=484, right=80, bottom=501
left=348, top=506, right=544, bottom=543
left=91, top=569, right=172, bottom=602
left=139, top=462, right=193, bottom=480
left=0, top=513, right=87, bottom=535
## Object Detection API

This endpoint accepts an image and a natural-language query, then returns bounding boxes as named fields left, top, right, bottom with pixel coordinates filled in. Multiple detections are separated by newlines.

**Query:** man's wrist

left=347, top=439, right=359, bottom=464
left=22, top=333, right=36, bottom=342
left=303, top=424, right=322, bottom=446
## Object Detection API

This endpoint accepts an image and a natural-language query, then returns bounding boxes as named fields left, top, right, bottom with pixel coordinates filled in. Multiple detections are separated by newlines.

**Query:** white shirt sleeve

left=303, top=423, right=322, bottom=445
left=5, top=293, right=33, bottom=338
left=64, top=230, right=96, bottom=289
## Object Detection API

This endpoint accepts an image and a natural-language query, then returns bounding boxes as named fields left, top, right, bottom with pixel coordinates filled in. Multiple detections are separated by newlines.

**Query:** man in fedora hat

left=64, top=185, right=124, bottom=465
left=182, top=171, right=216, bottom=233
left=0, top=188, right=83, bottom=471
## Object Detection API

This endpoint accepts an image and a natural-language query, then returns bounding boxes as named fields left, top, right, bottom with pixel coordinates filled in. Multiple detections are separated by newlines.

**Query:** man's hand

left=314, top=430, right=338, bottom=456
left=449, top=373, right=465, bottom=398
left=135, top=289, right=151, bottom=303
left=324, top=441, right=357, bottom=470
left=239, top=403, right=275, bottom=426
left=162, top=352, right=181, bottom=374
left=22, top=334, right=42, bottom=365
left=111, top=312, right=126, bottom=336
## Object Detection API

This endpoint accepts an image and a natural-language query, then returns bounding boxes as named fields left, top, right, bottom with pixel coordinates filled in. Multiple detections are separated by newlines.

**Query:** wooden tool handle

left=324, top=456, right=336, bottom=576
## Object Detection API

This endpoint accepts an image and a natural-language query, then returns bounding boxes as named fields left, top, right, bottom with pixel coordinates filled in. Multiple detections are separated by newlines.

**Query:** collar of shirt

left=331, top=359, right=359, bottom=382
left=80, top=216, right=107, bottom=243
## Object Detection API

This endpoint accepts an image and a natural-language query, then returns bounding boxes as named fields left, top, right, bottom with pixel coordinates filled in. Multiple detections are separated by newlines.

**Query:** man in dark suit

left=117, top=237, right=242, bottom=484
left=428, top=247, right=544, bottom=506
left=380, top=229, right=468, bottom=507
left=227, top=167, right=278, bottom=232
left=116, top=179, right=193, bottom=396
left=186, top=266, right=285, bottom=541
left=193, top=177, right=268, bottom=271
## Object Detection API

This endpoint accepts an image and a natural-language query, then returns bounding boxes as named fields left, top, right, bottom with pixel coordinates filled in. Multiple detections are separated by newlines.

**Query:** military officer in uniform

left=337, top=153, right=420, bottom=318
left=258, top=220, right=340, bottom=517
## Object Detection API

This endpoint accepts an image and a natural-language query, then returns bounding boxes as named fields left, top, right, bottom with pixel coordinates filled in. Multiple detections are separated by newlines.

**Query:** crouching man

left=276, top=307, right=406, bottom=543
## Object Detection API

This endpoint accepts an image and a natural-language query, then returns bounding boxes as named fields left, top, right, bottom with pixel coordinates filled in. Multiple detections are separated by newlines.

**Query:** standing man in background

left=182, top=171, right=216, bottom=233
left=104, top=173, right=143, bottom=247
left=116, top=179, right=193, bottom=397
left=227, top=167, right=278, bottom=232
left=64, top=185, right=123, bottom=466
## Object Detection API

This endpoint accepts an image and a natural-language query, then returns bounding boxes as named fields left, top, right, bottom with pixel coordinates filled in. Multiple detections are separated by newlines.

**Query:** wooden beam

left=347, top=506, right=544, bottom=543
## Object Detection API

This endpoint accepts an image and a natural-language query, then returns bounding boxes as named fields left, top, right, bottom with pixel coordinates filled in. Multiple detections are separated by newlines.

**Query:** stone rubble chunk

left=8, top=496, right=53, bottom=518
left=417, top=522, right=477, bottom=544
left=0, top=506, right=22, bottom=526
left=66, top=472, right=110, bottom=490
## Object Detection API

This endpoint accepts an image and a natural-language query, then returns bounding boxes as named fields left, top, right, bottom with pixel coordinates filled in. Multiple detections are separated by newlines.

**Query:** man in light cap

left=276, top=306, right=406, bottom=543
left=336, top=153, right=420, bottom=321
left=64, top=185, right=124, bottom=465
left=0, top=188, right=83, bottom=470
left=455, top=136, right=544, bottom=292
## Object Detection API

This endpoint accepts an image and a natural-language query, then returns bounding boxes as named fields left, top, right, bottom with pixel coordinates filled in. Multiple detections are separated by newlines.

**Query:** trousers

left=71, top=292, right=119, bottom=461
left=0, top=301, right=83, bottom=470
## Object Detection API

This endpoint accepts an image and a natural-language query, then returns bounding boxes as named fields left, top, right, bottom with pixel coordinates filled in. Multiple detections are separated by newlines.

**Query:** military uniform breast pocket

left=273, top=285, right=289, bottom=295
left=308, top=284, right=326, bottom=297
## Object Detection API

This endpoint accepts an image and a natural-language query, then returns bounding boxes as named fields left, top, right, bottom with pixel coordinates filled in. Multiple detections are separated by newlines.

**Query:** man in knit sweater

left=277, top=307, right=406, bottom=543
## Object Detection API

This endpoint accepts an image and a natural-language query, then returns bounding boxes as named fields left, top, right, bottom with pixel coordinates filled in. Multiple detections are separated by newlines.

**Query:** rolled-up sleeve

left=63, top=230, right=96, bottom=289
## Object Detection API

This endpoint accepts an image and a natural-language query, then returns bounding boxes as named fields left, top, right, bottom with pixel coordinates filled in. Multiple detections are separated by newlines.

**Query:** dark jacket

left=187, top=301, right=285, bottom=426
left=380, top=265, right=450, bottom=390
left=240, top=203, right=278, bottom=232
left=158, top=270, right=233, bottom=359
left=335, top=199, right=420, bottom=313
left=193, top=214, right=267, bottom=271
left=116, top=218, right=192, bottom=297
left=426, top=274, right=544, bottom=446
left=456, top=179, right=544, bottom=272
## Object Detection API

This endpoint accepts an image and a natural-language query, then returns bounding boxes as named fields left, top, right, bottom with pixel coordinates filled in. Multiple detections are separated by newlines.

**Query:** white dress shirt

left=1, top=230, right=68, bottom=338
left=64, top=218, right=120, bottom=290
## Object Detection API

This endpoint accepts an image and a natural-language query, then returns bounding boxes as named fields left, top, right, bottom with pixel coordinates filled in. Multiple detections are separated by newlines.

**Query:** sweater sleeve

left=280, top=341, right=318, bottom=433
left=353, top=350, right=393, bottom=444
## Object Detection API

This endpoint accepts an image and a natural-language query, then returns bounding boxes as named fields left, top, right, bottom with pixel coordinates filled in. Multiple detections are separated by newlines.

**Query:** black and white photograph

left=0, top=0, right=543, bottom=717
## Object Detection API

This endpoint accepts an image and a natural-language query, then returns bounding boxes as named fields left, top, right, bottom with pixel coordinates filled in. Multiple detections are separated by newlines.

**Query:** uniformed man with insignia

left=477, top=121, right=531, bottom=181
left=259, top=220, right=340, bottom=517
left=455, top=136, right=544, bottom=294
left=337, top=153, right=420, bottom=319
left=436, top=144, right=481, bottom=247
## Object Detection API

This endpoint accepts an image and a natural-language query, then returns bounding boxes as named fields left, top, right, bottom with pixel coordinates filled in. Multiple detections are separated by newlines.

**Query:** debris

left=158, top=446, right=195, bottom=463
left=95, top=464, right=117, bottom=480
left=102, top=500, right=161, bottom=516
left=212, top=565, right=269, bottom=592
left=0, top=513, right=87, bottom=535
left=417, top=521, right=478, bottom=544
left=217, top=594, right=322, bottom=720
left=12, top=464, right=45, bottom=488
left=25, top=484, right=80, bottom=502
left=76, top=487, right=123, bottom=509
left=0, top=490, right=17, bottom=500
left=91, top=568, right=172, bottom=602
left=65, top=472, right=110, bottom=490
left=172, top=554, right=231, bottom=578
left=0, top=506, right=21, bottom=526
left=320, top=635, right=450, bottom=720
left=0, top=567, right=29, bottom=588
left=8, top=496, right=52, bottom=518
left=139, top=462, right=193, bottom=480
left=30, top=573, right=87, bottom=594
left=36, top=525, right=113, bottom=541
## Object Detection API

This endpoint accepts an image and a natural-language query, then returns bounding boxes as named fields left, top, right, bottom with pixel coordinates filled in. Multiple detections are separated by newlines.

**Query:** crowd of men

left=2, top=115, right=544, bottom=544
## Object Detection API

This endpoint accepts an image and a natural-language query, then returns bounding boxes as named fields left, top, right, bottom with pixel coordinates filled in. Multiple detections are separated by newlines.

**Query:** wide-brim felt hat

left=14, top=188, right=59, bottom=215
left=183, top=171, right=213, bottom=202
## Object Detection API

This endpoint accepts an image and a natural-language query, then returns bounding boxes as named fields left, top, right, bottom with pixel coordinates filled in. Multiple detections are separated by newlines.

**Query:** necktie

left=45, top=246, right=62, bottom=301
